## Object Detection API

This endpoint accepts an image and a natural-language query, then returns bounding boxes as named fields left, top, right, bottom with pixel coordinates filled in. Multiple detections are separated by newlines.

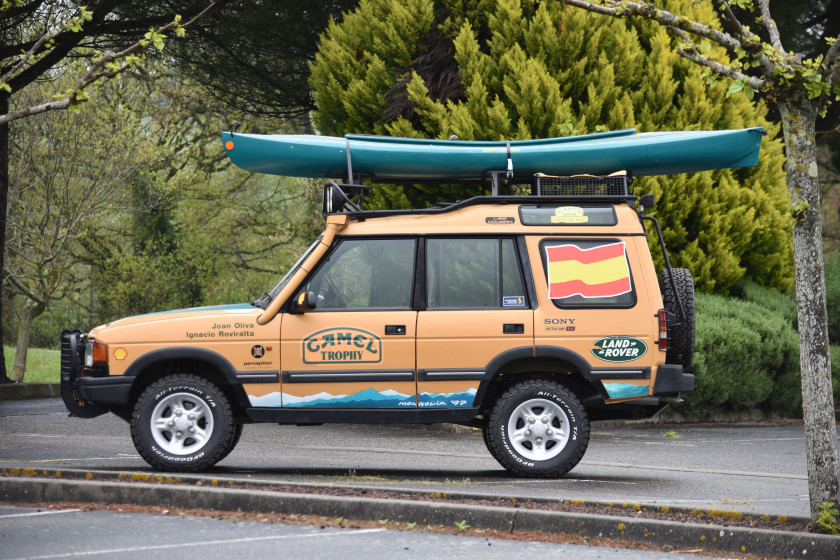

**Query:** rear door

left=416, top=237, right=533, bottom=408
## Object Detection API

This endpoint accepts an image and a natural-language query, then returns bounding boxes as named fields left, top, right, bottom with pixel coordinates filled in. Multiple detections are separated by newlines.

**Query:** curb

left=2, top=466, right=808, bottom=526
left=1, top=473, right=837, bottom=558
left=0, top=382, right=60, bottom=400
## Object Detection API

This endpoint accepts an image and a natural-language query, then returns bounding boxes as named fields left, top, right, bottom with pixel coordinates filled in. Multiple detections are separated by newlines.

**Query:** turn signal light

left=85, top=339, right=109, bottom=366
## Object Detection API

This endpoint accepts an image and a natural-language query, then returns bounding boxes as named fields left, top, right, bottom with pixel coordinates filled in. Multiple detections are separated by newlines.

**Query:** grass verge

left=3, top=345, right=60, bottom=383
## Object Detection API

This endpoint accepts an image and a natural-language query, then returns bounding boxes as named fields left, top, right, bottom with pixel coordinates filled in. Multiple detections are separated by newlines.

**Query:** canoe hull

left=222, top=128, right=764, bottom=182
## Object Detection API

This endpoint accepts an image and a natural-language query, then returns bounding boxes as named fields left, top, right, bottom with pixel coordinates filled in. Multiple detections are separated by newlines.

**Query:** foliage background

left=4, top=0, right=840, bottom=418
left=309, top=0, right=794, bottom=294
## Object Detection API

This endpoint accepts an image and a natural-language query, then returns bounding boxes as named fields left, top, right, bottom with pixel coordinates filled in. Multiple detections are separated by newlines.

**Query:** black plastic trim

left=122, top=347, right=239, bottom=382
left=283, top=369, right=415, bottom=383
left=247, top=407, right=480, bottom=425
left=472, top=346, right=535, bottom=406
left=533, top=346, right=593, bottom=377
left=516, top=236, right=538, bottom=308
left=236, top=371, right=280, bottom=383
left=653, top=364, right=695, bottom=394
left=589, top=367, right=651, bottom=380
left=76, top=376, right=133, bottom=405
left=418, top=369, right=485, bottom=381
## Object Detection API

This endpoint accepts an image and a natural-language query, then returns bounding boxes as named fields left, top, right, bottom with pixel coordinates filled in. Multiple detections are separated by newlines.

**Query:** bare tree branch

left=666, top=25, right=767, bottom=90
left=0, top=1, right=221, bottom=126
left=756, top=0, right=785, bottom=54
left=560, top=0, right=776, bottom=77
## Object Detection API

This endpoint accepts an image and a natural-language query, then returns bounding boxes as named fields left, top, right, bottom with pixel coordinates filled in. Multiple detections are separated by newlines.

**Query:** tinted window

left=427, top=238, right=526, bottom=309
left=540, top=239, right=636, bottom=308
left=520, top=205, right=617, bottom=226
left=306, top=238, right=415, bottom=309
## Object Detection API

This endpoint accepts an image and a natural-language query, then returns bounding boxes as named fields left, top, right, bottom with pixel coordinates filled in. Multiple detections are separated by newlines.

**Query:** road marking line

left=579, top=461, right=808, bottom=480
left=6, top=528, right=387, bottom=560
left=0, top=509, right=81, bottom=519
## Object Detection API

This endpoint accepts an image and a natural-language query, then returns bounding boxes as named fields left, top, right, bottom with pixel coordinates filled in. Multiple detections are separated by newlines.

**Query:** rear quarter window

left=539, top=238, right=636, bottom=309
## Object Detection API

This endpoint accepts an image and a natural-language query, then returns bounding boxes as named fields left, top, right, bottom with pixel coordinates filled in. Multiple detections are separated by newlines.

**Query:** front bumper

left=60, top=330, right=110, bottom=418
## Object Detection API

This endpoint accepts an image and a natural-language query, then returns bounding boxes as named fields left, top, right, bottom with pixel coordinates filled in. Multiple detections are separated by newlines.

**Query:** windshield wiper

left=252, top=291, right=271, bottom=310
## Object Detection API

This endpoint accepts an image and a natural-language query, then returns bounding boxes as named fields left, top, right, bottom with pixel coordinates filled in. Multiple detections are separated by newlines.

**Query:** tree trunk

left=0, top=92, right=10, bottom=384
left=11, top=298, right=40, bottom=382
left=778, top=95, right=840, bottom=518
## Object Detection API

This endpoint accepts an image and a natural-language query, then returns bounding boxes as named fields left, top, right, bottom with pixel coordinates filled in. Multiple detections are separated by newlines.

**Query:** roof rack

left=322, top=171, right=638, bottom=219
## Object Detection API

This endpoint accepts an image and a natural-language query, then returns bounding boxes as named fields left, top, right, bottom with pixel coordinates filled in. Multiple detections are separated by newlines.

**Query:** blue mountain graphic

left=602, top=382, right=649, bottom=399
left=284, top=388, right=415, bottom=408
left=418, top=388, right=477, bottom=407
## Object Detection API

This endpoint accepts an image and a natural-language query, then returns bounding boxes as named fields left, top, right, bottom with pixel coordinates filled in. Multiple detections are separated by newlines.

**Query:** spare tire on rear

left=658, top=268, right=695, bottom=369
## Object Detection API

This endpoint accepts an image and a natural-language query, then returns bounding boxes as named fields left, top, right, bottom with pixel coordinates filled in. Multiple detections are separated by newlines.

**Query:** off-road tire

left=485, top=379, right=589, bottom=478
left=658, top=268, right=696, bottom=369
left=219, top=423, right=244, bottom=462
left=130, top=374, right=236, bottom=472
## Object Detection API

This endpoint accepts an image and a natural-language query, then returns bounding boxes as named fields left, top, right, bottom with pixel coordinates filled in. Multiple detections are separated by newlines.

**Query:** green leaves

left=144, top=30, right=167, bottom=50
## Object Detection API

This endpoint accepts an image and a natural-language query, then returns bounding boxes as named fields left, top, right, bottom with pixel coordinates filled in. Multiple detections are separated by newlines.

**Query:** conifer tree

left=309, top=0, right=792, bottom=293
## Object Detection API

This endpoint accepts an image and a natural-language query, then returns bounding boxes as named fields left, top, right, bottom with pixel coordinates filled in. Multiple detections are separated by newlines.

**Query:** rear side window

left=427, top=238, right=526, bottom=309
left=540, top=239, right=636, bottom=308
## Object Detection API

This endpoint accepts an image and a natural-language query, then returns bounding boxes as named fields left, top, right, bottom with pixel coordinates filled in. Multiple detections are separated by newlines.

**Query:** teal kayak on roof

left=221, top=127, right=765, bottom=182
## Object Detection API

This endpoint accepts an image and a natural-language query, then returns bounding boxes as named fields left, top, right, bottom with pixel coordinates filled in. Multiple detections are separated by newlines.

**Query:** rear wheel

left=130, top=374, right=236, bottom=472
left=658, top=268, right=696, bottom=369
left=485, top=378, right=589, bottom=478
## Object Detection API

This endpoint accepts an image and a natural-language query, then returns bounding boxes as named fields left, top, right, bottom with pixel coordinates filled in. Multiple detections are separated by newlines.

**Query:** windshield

left=253, top=235, right=323, bottom=309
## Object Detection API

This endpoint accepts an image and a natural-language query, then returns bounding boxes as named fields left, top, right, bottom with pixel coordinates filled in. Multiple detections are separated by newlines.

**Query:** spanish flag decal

left=545, top=242, right=632, bottom=299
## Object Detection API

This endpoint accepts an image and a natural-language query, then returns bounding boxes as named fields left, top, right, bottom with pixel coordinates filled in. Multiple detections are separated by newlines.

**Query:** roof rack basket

left=532, top=174, right=632, bottom=197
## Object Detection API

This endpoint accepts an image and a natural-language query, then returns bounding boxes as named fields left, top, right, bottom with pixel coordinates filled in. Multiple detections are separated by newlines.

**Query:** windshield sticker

left=545, top=242, right=631, bottom=299
left=503, top=296, right=525, bottom=306
left=303, top=327, right=382, bottom=364
left=551, top=207, right=589, bottom=224
left=592, top=336, right=647, bottom=362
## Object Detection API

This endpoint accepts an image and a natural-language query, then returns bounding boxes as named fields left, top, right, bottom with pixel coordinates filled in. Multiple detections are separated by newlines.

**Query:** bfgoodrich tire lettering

left=131, top=374, right=236, bottom=472
left=485, top=379, right=589, bottom=478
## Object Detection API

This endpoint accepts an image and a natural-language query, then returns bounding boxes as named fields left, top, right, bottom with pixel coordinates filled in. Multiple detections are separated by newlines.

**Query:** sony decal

left=591, top=336, right=647, bottom=362
left=303, top=327, right=382, bottom=364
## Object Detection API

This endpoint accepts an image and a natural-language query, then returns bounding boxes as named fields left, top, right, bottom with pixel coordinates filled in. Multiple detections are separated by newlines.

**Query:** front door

left=280, top=237, right=418, bottom=408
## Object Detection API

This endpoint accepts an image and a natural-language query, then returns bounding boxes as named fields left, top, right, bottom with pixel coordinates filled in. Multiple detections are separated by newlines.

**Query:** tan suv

left=61, top=175, right=695, bottom=477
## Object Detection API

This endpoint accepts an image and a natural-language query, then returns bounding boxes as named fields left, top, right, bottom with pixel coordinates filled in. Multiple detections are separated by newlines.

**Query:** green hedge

left=684, top=291, right=800, bottom=412
left=683, top=281, right=840, bottom=417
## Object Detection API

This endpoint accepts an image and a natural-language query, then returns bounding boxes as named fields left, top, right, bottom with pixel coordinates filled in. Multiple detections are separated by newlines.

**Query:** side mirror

left=639, top=194, right=655, bottom=211
left=292, top=291, right=318, bottom=313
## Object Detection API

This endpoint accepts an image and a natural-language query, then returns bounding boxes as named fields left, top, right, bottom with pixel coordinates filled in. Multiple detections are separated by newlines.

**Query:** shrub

left=683, top=292, right=799, bottom=412
left=826, top=252, right=840, bottom=345
left=730, top=279, right=797, bottom=327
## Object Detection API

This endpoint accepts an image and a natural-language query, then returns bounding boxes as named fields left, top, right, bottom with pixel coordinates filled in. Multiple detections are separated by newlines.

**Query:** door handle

left=503, top=323, right=524, bottom=334
left=385, top=325, right=406, bottom=335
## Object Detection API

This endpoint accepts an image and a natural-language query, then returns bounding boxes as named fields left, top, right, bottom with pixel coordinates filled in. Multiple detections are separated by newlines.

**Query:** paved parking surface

left=0, top=398, right=825, bottom=519
left=0, top=505, right=733, bottom=560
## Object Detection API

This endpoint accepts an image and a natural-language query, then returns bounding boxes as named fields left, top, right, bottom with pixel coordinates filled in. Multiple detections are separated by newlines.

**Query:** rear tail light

left=658, top=309, right=668, bottom=351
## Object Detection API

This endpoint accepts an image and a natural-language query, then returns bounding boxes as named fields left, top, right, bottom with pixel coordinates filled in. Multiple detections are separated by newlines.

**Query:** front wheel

left=485, top=379, right=589, bottom=478
left=130, top=374, right=236, bottom=472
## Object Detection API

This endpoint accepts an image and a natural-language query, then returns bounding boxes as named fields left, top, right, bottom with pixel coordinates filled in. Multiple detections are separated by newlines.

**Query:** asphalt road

left=0, top=398, right=827, bottom=520
left=0, top=504, right=734, bottom=560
